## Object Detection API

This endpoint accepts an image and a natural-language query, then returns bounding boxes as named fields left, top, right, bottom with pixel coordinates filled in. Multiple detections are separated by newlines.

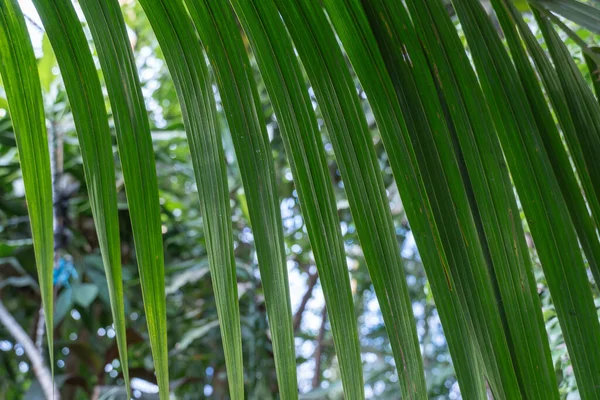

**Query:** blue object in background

left=53, top=256, right=77, bottom=288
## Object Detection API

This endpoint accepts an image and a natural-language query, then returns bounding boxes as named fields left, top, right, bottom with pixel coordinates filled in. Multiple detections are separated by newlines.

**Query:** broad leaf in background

left=54, top=286, right=72, bottom=327
left=38, top=34, right=55, bottom=93
left=72, top=283, right=98, bottom=308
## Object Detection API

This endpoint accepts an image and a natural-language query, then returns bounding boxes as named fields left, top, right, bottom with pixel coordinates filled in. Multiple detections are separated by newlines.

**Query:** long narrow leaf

left=78, top=0, right=169, bottom=395
left=182, top=1, right=297, bottom=396
left=136, top=0, right=243, bottom=397
left=32, top=0, right=126, bottom=386
left=507, top=3, right=600, bottom=280
left=403, top=0, right=558, bottom=397
left=494, top=0, right=600, bottom=306
left=585, top=47, right=600, bottom=101
left=228, top=0, right=364, bottom=397
left=272, top=1, right=428, bottom=397
left=529, top=0, right=600, bottom=34
left=319, top=1, right=490, bottom=398
left=535, top=10, right=600, bottom=67
left=0, top=0, right=54, bottom=373
left=354, top=1, right=524, bottom=397
left=452, top=0, right=600, bottom=397
left=533, top=9, right=600, bottom=234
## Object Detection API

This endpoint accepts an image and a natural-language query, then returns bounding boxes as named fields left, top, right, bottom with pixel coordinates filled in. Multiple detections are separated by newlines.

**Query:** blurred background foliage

left=0, top=0, right=599, bottom=399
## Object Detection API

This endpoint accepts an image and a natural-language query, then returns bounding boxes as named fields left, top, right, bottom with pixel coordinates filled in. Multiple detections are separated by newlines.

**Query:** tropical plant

left=0, top=0, right=599, bottom=398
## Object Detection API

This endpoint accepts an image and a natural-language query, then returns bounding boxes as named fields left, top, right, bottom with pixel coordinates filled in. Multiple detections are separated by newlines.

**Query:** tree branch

left=293, top=272, right=318, bottom=333
left=312, top=306, right=327, bottom=389
left=0, top=299, right=59, bottom=399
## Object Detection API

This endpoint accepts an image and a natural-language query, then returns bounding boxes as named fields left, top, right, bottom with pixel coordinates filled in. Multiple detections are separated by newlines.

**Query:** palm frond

left=0, top=0, right=54, bottom=374
left=229, top=0, right=364, bottom=397
left=3, top=0, right=600, bottom=398
left=453, top=0, right=600, bottom=396
left=183, top=1, right=297, bottom=396
left=137, top=0, right=243, bottom=397
left=33, top=0, right=126, bottom=388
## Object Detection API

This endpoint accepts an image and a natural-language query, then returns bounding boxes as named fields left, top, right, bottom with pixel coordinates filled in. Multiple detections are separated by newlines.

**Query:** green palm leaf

left=32, top=0, right=126, bottom=387
left=136, top=0, right=243, bottom=397
left=493, top=0, right=600, bottom=309
left=0, top=0, right=54, bottom=374
left=272, top=1, right=429, bottom=397
left=358, top=1, right=524, bottom=397
left=228, top=0, right=364, bottom=397
left=452, top=0, right=600, bottom=397
left=182, top=1, right=297, bottom=397
left=403, top=0, right=557, bottom=397
left=534, top=9, right=600, bottom=233
left=320, top=0, right=495, bottom=398
left=3, top=0, right=600, bottom=398
left=77, top=0, right=170, bottom=395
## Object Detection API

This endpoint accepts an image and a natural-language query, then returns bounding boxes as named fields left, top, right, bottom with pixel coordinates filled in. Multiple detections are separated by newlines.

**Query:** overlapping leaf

left=273, top=1, right=437, bottom=397
left=228, top=0, right=364, bottom=397
left=452, top=0, right=600, bottom=396
left=359, top=1, right=526, bottom=397
left=494, top=0, right=600, bottom=305
left=182, top=1, right=297, bottom=397
left=402, top=0, right=558, bottom=397
left=136, top=0, right=243, bottom=398
left=32, top=0, right=126, bottom=386
left=320, top=1, right=494, bottom=398
left=534, top=9, right=600, bottom=233
left=0, top=0, right=54, bottom=372
left=503, top=2, right=600, bottom=289
left=585, top=47, right=600, bottom=100
left=78, top=0, right=169, bottom=395
left=529, top=0, right=600, bottom=34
